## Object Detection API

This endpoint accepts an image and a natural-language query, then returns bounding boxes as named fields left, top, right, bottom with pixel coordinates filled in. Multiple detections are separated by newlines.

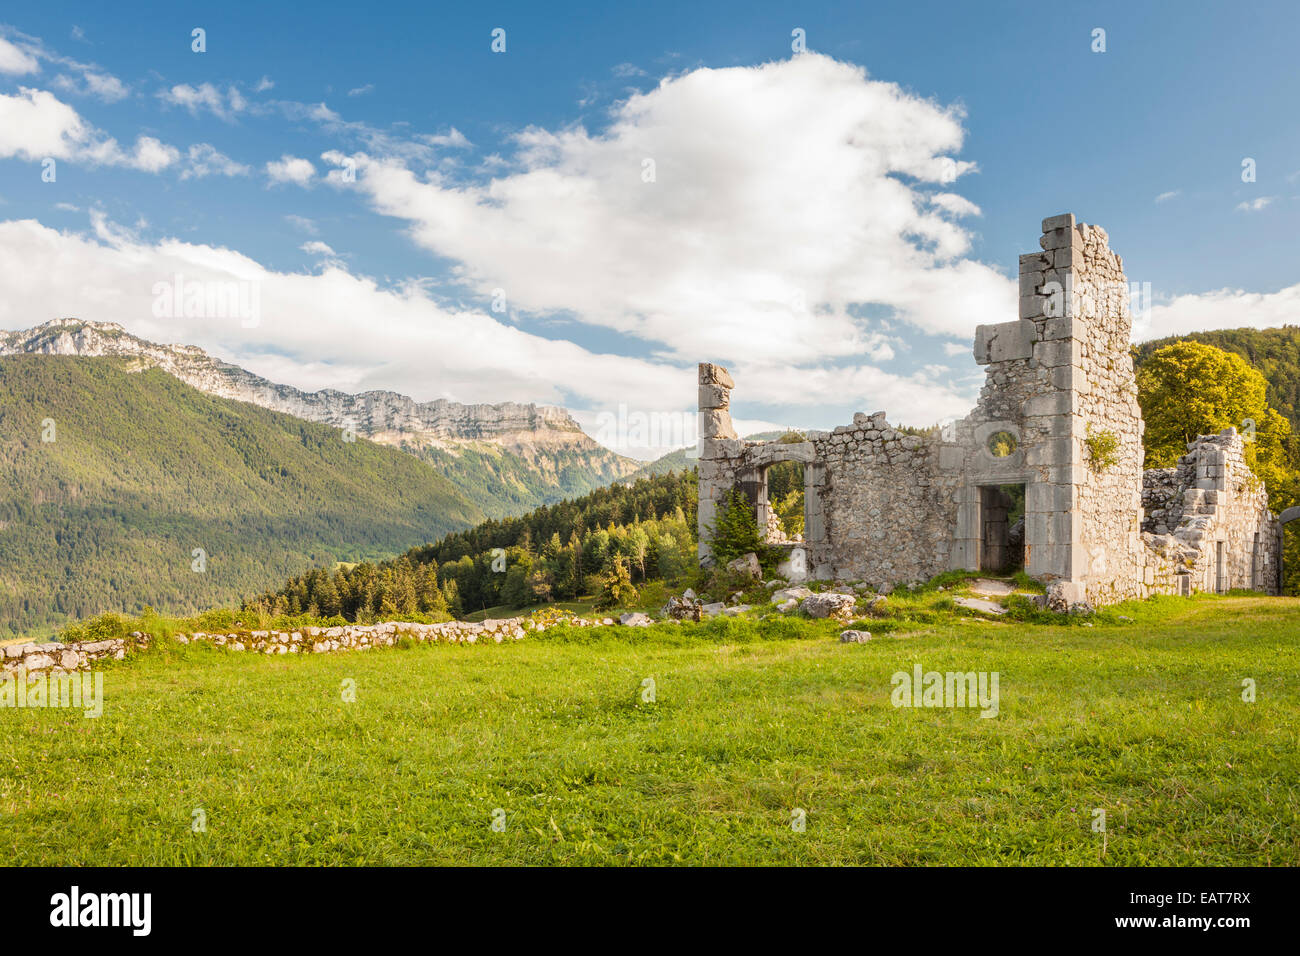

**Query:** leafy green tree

left=595, top=557, right=638, bottom=611
left=1137, top=342, right=1293, bottom=498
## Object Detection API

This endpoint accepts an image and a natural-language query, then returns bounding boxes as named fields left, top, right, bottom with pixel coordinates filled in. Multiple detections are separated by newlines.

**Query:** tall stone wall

left=811, top=412, right=956, bottom=586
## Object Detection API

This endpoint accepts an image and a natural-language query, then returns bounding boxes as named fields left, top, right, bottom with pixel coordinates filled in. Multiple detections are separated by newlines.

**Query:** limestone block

left=1024, top=392, right=1071, bottom=417
left=1027, top=437, right=1073, bottom=468
left=1033, top=337, right=1082, bottom=368
left=698, top=383, right=729, bottom=410
left=974, top=319, right=1035, bottom=364
left=700, top=437, right=743, bottom=459
left=751, top=441, right=816, bottom=466
left=1041, top=213, right=1076, bottom=234
left=1050, top=363, right=1090, bottom=394
left=938, top=445, right=965, bottom=471
left=701, top=408, right=739, bottom=440
left=1019, top=294, right=1046, bottom=321
left=1019, top=271, right=1044, bottom=296
left=1052, top=246, right=1085, bottom=272
left=1020, top=252, right=1049, bottom=274
left=699, top=363, right=734, bottom=389
left=1027, top=481, right=1072, bottom=513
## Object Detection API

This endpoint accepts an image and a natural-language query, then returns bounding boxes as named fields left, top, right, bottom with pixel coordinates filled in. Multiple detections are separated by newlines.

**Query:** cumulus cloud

left=180, top=143, right=250, bottom=180
left=0, top=87, right=90, bottom=160
left=0, top=35, right=41, bottom=74
left=0, top=215, right=981, bottom=455
left=53, top=70, right=128, bottom=101
left=266, top=155, right=315, bottom=186
left=0, top=87, right=180, bottom=172
left=1235, top=196, right=1274, bottom=212
left=332, top=54, right=1012, bottom=370
left=1137, top=283, right=1300, bottom=341
left=159, top=82, right=246, bottom=121
left=300, top=240, right=337, bottom=256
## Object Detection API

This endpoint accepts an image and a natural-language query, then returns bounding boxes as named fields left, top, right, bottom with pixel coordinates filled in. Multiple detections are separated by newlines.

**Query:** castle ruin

left=697, top=214, right=1284, bottom=607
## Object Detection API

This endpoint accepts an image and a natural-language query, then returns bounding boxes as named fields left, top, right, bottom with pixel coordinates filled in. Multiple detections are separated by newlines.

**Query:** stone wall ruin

left=697, top=214, right=1281, bottom=606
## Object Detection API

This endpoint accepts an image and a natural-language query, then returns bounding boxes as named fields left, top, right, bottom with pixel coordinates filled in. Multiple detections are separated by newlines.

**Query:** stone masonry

left=697, top=214, right=1282, bottom=606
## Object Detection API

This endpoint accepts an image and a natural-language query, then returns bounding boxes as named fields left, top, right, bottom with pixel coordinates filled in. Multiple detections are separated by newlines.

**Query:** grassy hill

left=415, top=441, right=643, bottom=518
left=2, top=594, right=1295, bottom=865
left=0, top=355, right=483, bottom=637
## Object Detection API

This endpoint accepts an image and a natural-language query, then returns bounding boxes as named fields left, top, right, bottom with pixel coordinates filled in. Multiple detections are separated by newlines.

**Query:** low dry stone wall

left=1, top=616, right=629, bottom=676
left=2, top=637, right=130, bottom=676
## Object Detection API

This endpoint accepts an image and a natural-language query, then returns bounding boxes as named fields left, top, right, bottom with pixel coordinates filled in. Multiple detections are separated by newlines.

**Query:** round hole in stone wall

left=987, top=431, right=1018, bottom=457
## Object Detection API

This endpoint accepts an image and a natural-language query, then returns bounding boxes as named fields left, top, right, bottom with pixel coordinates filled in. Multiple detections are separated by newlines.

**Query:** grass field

left=1, top=594, right=1297, bottom=865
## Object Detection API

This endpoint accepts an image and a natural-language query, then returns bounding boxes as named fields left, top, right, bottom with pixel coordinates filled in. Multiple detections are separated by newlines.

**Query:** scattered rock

left=770, top=586, right=813, bottom=605
left=663, top=595, right=703, bottom=621
left=839, top=630, right=872, bottom=643
left=968, top=578, right=1015, bottom=597
left=800, top=592, right=857, bottom=622
left=953, top=596, right=1007, bottom=616
left=700, top=602, right=726, bottom=618
left=619, top=612, right=653, bottom=627
left=725, top=552, right=761, bottom=579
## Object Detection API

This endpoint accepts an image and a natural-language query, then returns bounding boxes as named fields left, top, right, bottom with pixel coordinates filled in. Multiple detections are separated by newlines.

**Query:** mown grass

left=0, top=595, right=1296, bottom=866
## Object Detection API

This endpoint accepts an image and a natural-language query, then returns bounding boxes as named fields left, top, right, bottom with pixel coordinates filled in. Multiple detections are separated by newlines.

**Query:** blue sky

left=1, top=1, right=1298, bottom=457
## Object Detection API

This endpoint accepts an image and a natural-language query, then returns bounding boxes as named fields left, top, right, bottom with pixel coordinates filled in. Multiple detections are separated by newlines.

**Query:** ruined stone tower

left=696, top=214, right=1280, bottom=605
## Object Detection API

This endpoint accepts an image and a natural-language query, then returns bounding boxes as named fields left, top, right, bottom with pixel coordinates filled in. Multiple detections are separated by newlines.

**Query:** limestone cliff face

left=1, top=319, right=640, bottom=512
left=1, top=318, right=616, bottom=457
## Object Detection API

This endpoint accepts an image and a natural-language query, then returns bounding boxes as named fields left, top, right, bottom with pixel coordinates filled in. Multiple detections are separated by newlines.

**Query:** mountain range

left=0, top=319, right=657, bottom=636
left=1, top=319, right=642, bottom=517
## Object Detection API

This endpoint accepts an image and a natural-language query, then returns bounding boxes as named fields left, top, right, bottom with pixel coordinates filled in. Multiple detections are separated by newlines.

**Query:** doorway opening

left=763, top=459, right=806, bottom=544
left=979, top=483, right=1025, bottom=573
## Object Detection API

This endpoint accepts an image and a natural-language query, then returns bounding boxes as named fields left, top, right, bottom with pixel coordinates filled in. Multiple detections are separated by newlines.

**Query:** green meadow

left=1, top=594, right=1296, bottom=866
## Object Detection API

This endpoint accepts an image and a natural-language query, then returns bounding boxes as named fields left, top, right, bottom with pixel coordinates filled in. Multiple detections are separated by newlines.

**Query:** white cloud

left=129, top=136, right=180, bottom=172
left=0, top=88, right=184, bottom=172
left=0, top=87, right=91, bottom=160
left=1137, top=283, right=1300, bottom=341
left=53, top=70, right=128, bottom=102
left=255, top=76, right=274, bottom=93
left=159, top=82, right=246, bottom=121
left=347, top=84, right=374, bottom=97
left=0, top=35, right=41, bottom=75
left=181, top=143, right=250, bottom=180
left=1155, top=190, right=1180, bottom=203
left=300, top=240, right=336, bottom=256
left=266, top=155, right=316, bottom=186
left=284, top=214, right=318, bottom=234
left=332, top=54, right=1012, bottom=369
left=929, top=192, right=981, bottom=217
left=0, top=215, right=981, bottom=454
left=1235, top=196, right=1274, bottom=212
